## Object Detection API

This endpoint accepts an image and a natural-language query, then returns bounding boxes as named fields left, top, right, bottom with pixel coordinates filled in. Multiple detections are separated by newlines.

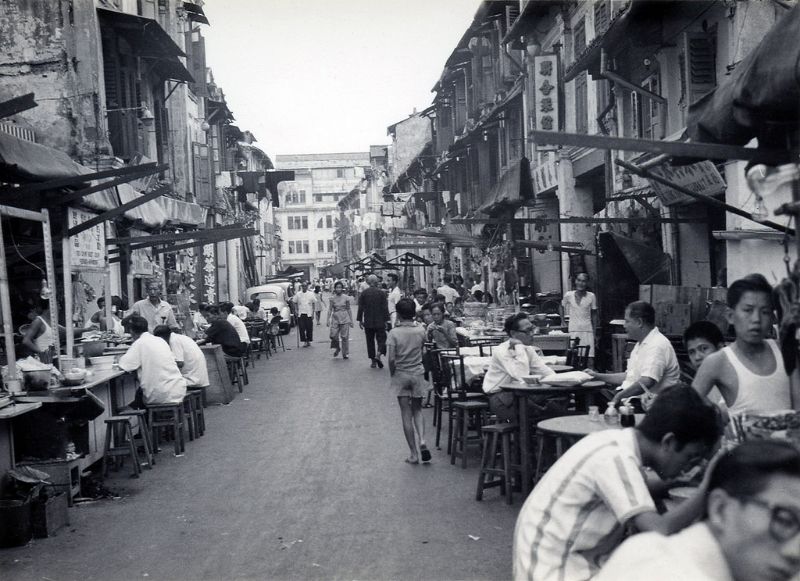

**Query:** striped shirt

left=513, top=428, right=656, bottom=581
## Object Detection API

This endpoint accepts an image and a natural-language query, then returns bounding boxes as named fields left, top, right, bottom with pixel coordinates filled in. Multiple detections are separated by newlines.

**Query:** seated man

left=198, top=306, right=246, bottom=358
left=153, top=325, right=209, bottom=389
left=587, top=301, right=680, bottom=409
left=513, top=385, right=722, bottom=581
left=596, top=439, right=800, bottom=581
left=482, top=312, right=556, bottom=422
left=684, top=320, right=726, bottom=372
left=220, top=301, right=250, bottom=350
left=118, top=315, right=187, bottom=407
left=693, top=274, right=799, bottom=416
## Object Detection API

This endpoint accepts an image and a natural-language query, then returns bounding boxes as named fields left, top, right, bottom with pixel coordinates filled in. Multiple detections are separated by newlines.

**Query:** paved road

left=2, top=319, right=519, bottom=580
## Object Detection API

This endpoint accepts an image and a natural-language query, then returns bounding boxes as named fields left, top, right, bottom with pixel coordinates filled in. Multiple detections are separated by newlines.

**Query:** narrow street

left=2, top=315, right=517, bottom=581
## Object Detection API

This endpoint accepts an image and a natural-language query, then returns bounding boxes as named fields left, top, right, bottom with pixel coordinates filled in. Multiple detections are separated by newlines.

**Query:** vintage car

left=245, top=284, right=293, bottom=334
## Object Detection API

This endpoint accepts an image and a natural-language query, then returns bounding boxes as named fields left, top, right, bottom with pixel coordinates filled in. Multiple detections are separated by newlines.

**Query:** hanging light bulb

left=746, top=164, right=770, bottom=223
left=40, top=278, right=52, bottom=300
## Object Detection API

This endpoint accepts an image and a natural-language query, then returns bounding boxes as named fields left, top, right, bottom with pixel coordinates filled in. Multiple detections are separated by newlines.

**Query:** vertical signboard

left=68, top=208, right=105, bottom=270
left=533, top=55, right=560, bottom=133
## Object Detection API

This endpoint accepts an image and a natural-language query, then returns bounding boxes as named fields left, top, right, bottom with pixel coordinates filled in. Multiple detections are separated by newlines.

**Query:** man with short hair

left=118, top=315, right=186, bottom=407
left=693, top=274, right=798, bottom=416
left=596, top=439, right=800, bottom=581
left=291, top=282, right=317, bottom=347
left=153, top=325, right=209, bottom=389
left=220, top=302, right=250, bottom=349
left=198, top=306, right=245, bottom=358
left=437, top=275, right=460, bottom=305
left=357, top=274, right=390, bottom=368
left=513, top=385, right=722, bottom=581
left=412, top=288, right=428, bottom=314
left=587, top=300, right=680, bottom=409
left=129, top=281, right=178, bottom=332
left=387, top=272, right=402, bottom=327
left=684, top=320, right=726, bottom=371
left=470, top=275, right=484, bottom=297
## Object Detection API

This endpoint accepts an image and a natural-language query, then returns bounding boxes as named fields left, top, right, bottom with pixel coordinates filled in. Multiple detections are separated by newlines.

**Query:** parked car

left=245, top=284, right=293, bottom=334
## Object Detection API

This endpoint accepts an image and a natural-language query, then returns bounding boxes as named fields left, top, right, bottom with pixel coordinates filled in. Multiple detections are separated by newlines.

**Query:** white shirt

left=130, top=298, right=177, bottom=332
left=118, top=332, right=187, bottom=404
left=227, top=313, right=251, bottom=344
left=595, top=523, right=734, bottom=581
left=621, top=327, right=680, bottom=406
left=169, top=333, right=210, bottom=388
left=513, top=428, right=656, bottom=581
left=388, top=286, right=402, bottom=325
left=437, top=285, right=460, bottom=304
left=232, top=305, right=250, bottom=320
left=470, top=282, right=484, bottom=295
left=482, top=339, right=553, bottom=394
left=292, top=290, right=317, bottom=317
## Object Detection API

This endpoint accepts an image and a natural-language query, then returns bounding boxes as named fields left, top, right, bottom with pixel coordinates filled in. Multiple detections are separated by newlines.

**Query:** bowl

left=61, top=377, right=86, bottom=387
left=63, top=368, right=87, bottom=382
left=88, top=356, right=115, bottom=371
left=82, top=340, right=106, bottom=358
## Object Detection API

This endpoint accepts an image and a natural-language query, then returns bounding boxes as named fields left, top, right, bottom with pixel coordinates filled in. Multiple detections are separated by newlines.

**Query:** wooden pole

left=62, top=231, right=74, bottom=362
left=41, top=209, right=61, bottom=368
left=0, top=214, right=20, bottom=392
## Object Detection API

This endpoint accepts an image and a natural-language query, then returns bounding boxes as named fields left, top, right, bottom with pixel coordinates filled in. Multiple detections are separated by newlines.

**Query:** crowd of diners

left=501, top=272, right=800, bottom=581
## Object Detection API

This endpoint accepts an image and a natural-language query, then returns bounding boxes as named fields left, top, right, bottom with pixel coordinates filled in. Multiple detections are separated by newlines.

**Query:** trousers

left=330, top=322, right=351, bottom=356
left=364, top=326, right=387, bottom=360
left=298, top=314, right=313, bottom=342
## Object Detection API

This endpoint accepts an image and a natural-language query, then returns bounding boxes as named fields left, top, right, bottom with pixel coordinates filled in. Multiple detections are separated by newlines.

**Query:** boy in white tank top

left=693, top=274, right=798, bottom=416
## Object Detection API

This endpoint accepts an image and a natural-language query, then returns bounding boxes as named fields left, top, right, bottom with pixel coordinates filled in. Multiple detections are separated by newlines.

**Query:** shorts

left=392, top=371, right=427, bottom=398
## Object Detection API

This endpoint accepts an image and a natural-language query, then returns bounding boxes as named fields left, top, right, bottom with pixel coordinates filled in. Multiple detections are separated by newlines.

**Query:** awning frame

left=67, top=185, right=168, bottom=237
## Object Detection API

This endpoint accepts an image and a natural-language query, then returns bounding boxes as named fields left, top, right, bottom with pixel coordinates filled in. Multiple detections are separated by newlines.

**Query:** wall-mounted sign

left=130, top=228, right=155, bottom=276
left=533, top=55, right=560, bottom=133
left=68, top=208, right=105, bottom=270
left=532, top=159, right=558, bottom=195
left=648, top=161, right=726, bottom=206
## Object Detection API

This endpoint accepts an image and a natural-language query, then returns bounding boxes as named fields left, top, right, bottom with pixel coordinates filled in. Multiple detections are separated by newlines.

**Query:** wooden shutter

left=594, top=1, right=610, bottom=36
left=684, top=30, right=717, bottom=105
left=575, top=72, right=588, bottom=134
left=190, top=36, right=208, bottom=96
left=193, top=142, right=212, bottom=206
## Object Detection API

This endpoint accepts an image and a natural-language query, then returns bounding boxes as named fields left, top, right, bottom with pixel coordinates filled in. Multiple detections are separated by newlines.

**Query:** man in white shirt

left=587, top=301, right=680, bottom=409
left=153, top=325, right=210, bottom=388
left=291, top=282, right=317, bottom=347
left=436, top=276, right=460, bottom=304
left=596, top=439, right=800, bottom=581
left=513, top=385, right=722, bottom=581
left=232, top=303, right=250, bottom=320
left=119, top=315, right=186, bottom=407
left=387, top=272, right=403, bottom=327
left=220, top=302, right=250, bottom=348
left=129, top=281, right=178, bottom=332
left=482, top=312, right=557, bottom=422
left=412, top=288, right=428, bottom=314
left=470, top=275, right=484, bottom=297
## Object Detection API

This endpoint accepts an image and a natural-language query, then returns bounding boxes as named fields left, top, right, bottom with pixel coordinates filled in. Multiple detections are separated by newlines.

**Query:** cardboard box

left=31, top=492, right=69, bottom=538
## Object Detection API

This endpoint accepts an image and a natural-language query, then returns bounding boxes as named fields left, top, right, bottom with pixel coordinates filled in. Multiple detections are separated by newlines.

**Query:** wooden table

left=500, top=380, right=609, bottom=495
left=546, top=364, right=574, bottom=373
left=0, top=402, right=42, bottom=494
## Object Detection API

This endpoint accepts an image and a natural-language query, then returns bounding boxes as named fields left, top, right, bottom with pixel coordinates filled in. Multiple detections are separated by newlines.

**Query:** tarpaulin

left=0, top=131, right=87, bottom=183
left=118, top=182, right=168, bottom=228
left=156, top=196, right=207, bottom=226
left=477, top=157, right=534, bottom=216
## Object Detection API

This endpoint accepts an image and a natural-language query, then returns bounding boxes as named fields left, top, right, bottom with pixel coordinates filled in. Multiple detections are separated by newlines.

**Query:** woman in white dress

left=560, top=272, right=598, bottom=365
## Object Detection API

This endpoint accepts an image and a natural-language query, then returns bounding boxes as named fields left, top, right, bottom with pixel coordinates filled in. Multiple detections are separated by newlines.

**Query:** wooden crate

left=640, top=285, right=727, bottom=323
left=32, top=491, right=69, bottom=538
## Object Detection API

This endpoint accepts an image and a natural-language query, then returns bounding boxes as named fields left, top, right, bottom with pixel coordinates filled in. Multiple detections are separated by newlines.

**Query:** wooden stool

left=270, top=332, right=285, bottom=352
left=117, top=409, right=155, bottom=467
left=188, top=387, right=207, bottom=432
left=103, top=416, right=145, bottom=478
left=191, top=384, right=209, bottom=408
left=183, top=391, right=204, bottom=440
left=476, top=423, right=519, bottom=504
left=147, top=403, right=185, bottom=456
left=225, top=356, right=246, bottom=393
left=450, top=400, right=489, bottom=468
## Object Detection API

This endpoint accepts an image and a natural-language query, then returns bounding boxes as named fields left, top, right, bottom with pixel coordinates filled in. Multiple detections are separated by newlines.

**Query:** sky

left=201, top=0, right=482, bottom=157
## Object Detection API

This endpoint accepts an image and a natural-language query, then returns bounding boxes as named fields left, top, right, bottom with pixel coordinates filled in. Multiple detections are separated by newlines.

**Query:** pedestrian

left=387, top=298, right=431, bottom=464
left=327, top=281, right=353, bottom=359
left=357, top=274, right=390, bottom=368
left=313, top=284, right=325, bottom=326
left=437, top=275, right=460, bottom=304
left=560, top=272, right=598, bottom=365
left=291, top=281, right=317, bottom=347
left=387, top=272, right=402, bottom=327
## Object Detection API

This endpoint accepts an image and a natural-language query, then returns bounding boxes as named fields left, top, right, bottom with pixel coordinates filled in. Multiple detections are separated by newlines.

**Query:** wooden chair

left=566, top=343, right=590, bottom=369
left=442, top=353, right=487, bottom=459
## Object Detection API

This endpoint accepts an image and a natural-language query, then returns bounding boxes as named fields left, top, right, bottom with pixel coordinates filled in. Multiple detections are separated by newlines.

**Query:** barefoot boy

left=387, top=297, right=431, bottom=464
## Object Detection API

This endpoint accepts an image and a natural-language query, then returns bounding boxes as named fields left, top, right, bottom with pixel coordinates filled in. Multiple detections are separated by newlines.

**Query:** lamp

left=201, top=121, right=210, bottom=131
left=139, top=105, right=154, bottom=123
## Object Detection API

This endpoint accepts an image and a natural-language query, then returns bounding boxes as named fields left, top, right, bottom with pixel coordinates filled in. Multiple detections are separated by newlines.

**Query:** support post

left=41, top=209, right=61, bottom=367
left=0, top=215, right=20, bottom=391
left=62, top=233, right=74, bottom=361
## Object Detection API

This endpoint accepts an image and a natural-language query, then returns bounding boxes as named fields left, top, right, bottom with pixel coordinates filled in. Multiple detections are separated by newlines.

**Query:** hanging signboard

left=648, top=161, right=727, bottom=206
left=129, top=228, right=155, bottom=276
left=533, top=55, right=560, bottom=134
left=532, top=159, right=558, bottom=195
left=68, top=207, right=105, bottom=270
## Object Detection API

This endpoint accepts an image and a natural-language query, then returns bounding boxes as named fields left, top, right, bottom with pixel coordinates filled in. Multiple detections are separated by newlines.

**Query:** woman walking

left=314, top=284, right=325, bottom=325
left=327, top=281, right=353, bottom=358
left=560, top=272, right=598, bottom=365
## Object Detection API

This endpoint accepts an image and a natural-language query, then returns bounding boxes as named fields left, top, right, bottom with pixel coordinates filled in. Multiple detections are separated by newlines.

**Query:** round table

left=545, top=364, right=574, bottom=373
left=537, top=413, right=646, bottom=438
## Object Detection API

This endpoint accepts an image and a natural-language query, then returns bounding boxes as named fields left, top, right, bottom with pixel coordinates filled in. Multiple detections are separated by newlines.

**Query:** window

left=632, top=74, right=663, bottom=139
left=575, top=71, right=588, bottom=134
left=325, top=215, right=333, bottom=228
left=287, top=241, right=295, bottom=254
left=327, top=240, right=334, bottom=253
left=298, top=191, right=306, bottom=204
left=318, top=240, right=324, bottom=252
left=287, top=216, right=308, bottom=230
left=314, top=194, right=323, bottom=203
left=683, top=29, right=717, bottom=108
left=317, top=217, right=324, bottom=228
left=573, top=18, right=586, bottom=58
left=302, top=241, right=309, bottom=254
left=594, top=1, right=610, bottom=36
left=336, top=168, right=345, bottom=178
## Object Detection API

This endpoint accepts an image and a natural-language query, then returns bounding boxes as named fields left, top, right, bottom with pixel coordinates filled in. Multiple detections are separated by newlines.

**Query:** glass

left=588, top=405, right=600, bottom=422
left=740, top=496, right=800, bottom=543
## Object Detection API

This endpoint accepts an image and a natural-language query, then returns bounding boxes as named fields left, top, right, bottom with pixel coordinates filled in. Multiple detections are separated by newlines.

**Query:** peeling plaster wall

left=0, top=0, right=109, bottom=157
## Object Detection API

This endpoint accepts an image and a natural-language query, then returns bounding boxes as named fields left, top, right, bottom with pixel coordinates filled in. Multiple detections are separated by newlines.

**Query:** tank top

left=34, top=316, right=55, bottom=352
left=722, top=339, right=792, bottom=416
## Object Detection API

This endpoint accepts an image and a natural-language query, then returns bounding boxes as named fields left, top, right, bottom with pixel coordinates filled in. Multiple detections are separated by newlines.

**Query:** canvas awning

left=156, top=196, right=207, bottom=227
left=118, top=182, right=168, bottom=228
left=599, top=231, right=671, bottom=285
left=477, top=157, right=534, bottom=216
left=0, top=131, right=87, bottom=183
left=686, top=3, right=800, bottom=153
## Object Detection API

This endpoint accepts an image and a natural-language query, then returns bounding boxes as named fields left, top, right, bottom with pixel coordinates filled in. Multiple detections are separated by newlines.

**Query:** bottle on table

left=604, top=402, right=619, bottom=426
left=620, top=403, right=636, bottom=427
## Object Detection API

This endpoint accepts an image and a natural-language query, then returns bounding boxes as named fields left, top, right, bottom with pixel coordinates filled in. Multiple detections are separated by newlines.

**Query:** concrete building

left=274, top=153, right=372, bottom=281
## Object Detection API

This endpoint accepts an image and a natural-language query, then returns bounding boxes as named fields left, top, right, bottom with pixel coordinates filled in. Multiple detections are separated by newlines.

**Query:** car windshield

left=253, top=292, right=279, bottom=300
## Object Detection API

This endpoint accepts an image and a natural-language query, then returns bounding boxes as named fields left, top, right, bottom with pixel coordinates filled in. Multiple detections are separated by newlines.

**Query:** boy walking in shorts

left=387, top=298, right=432, bottom=464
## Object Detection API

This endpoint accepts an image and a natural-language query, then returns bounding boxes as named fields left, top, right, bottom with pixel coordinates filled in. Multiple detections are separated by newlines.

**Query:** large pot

left=81, top=341, right=105, bottom=358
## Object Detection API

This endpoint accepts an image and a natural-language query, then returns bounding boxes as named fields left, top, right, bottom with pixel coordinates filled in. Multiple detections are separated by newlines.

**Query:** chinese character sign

left=534, top=55, right=560, bottom=133
left=68, top=208, right=106, bottom=270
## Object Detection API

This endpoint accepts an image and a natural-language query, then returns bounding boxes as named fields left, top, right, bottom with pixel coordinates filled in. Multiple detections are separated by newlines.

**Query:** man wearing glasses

left=596, top=440, right=800, bottom=581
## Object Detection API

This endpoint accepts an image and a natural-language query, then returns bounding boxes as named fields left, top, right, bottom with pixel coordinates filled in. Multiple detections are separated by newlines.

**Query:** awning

left=182, top=2, right=209, bottom=25
left=0, top=131, right=87, bottom=183
left=156, top=196, right=207, bottom=227
left=118, top=182, right=168, bottom=228
left=477, top=157, right=534, bottom=216
left=599, top=231, right=671, bottom=285
left=385, top=251, right=436, bottom=267
left=151, top=58, right=194, bottom=84
left=321, top=260, right=349, bottom=278
left=686, top=3, right=800, bottom=152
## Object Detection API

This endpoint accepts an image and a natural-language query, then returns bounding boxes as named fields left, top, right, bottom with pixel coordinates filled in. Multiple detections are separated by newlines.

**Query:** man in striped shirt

left=513, top=385, right=722, bottom=581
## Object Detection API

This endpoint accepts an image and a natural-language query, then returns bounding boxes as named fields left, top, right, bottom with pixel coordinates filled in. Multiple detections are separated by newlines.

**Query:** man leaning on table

left=513, top=385, right=722, bottom=581
left=129, top=281, right=178, bottom=332
left=596, top=439, right=800, bottom=581
left=586, top=300, right=680, bottom=409
left=482, top=312, right=557, bottom=422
